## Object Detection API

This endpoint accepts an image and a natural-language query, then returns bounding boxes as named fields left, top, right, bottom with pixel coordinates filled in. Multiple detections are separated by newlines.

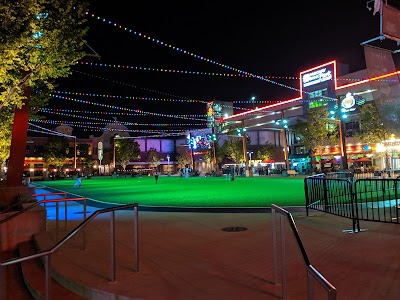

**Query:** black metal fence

left=304, top=173, right=400, bottom=232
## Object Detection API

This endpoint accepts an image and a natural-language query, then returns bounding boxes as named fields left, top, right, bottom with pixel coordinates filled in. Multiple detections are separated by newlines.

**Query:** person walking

left=154, top=172, right=159, bottom=184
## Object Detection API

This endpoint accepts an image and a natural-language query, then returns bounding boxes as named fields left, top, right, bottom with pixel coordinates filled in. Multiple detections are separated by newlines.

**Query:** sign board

left=98, top=141, right=103, bottom=161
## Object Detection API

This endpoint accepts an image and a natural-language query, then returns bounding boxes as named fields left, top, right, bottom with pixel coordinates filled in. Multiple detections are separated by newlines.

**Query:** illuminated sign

left=302, top=67, right=332, bottom=87
left=341, top=93, right=356, bottom=111
left=338, top=92, right=363, bottom=116
left=97, top=141, right=103, bottom=161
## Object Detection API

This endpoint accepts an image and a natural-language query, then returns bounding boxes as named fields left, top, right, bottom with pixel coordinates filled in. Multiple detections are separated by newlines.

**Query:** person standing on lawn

left=154, top=172, right=159, bottom=184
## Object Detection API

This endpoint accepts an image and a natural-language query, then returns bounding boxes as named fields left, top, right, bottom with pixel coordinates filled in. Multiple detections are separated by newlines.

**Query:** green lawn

left=36, top=175, right=306, bottom=208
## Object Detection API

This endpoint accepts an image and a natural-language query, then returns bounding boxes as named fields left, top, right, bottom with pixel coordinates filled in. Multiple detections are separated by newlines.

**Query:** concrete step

left=33, top=231, right=130, bottom=300
left=18, top=239, right=86, bottom=300
left=0, top=248, right=32, bottom=300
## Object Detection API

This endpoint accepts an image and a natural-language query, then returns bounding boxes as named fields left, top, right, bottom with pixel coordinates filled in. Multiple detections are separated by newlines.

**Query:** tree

left=146, top=148, right=162, bottom=169
left=257, top=143, right=276, bottom=161
left=290, top=106, right=338, bottom=154
left=43, top=135, right=69, bottom=170
left=176, top=146, right=192, bottom=167
left=355, top=102, right=391, bottom=144
left=116, top=139, right=141, bottom=172
left=220, top=136, right=246, bottom=163
left=0, top=0, right=89, bottom=110
left=0, top=0, right=89, bottom=187
left=355, top=102, right=392, bottom=169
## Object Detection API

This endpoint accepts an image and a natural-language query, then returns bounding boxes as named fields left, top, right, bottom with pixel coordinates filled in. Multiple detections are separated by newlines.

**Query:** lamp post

left=73, top=136, right=77, bottom=170
left=167, top=154, right=170, bottom=176
left=238, top=120, right=250, bottom=177
left=247, top=151, right=253, bottom=161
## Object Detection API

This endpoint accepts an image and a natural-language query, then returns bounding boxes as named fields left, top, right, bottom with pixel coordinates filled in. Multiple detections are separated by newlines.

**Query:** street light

left=73, top=136, right=77, bottom=170
left=237, top=121, right=250, bottom=177
left=167, top=154, right=170, bottom=176
left=247, top=151, right=253, bottom=161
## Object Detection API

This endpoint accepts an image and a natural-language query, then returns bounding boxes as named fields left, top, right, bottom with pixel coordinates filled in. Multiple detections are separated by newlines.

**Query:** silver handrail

left=0, top=195, right=86, bottom=232
left=0, top=203, right=139, bottom=300
left=271, top=204, right=337, bottom=300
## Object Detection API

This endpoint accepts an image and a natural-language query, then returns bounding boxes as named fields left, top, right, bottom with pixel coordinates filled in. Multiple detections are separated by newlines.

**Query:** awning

left=356, top=157, right=371, bottom=163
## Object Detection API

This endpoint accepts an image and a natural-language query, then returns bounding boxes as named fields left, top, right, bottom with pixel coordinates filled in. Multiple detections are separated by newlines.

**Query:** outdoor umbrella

left=347, top=158, right=355, bottom=163
left=356, top=157, right=371, bottom=163
left=263, top=159, right=275, bottom=163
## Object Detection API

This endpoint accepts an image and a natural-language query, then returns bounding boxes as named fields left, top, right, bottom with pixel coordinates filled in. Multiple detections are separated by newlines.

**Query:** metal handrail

left=0, top=203, right=139, bottom=300
left=0, top=194, right=85, bottom=229
left=271, top=204, right=337, bottom=300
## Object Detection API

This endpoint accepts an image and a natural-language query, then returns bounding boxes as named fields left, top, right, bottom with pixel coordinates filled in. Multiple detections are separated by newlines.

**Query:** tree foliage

left=257, top=143, right=276, bottom=161
left=0, top=0, right=89, bottom=163
left=146, top=147, right=161, bottom=168
left=116, top=139, right=141, bottom=171
left=176, top=146, right=192, bottom=167
left=220, top=136, right=247, bottom=163
left=0, top=0, right=89, bottom=110
left=355, top=102, right=391, bottom=143
left=43, top=135, right=69, bottom=168
left=290, top=106, right=338, bottom=153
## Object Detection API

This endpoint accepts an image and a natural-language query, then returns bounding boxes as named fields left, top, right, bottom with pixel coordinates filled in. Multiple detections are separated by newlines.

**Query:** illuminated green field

left=38, top=175, right=306, bottom=208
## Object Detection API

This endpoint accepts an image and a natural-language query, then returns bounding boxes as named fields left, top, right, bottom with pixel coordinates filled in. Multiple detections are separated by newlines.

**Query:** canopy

left=262, top=159, right=275, bottom=163
left=356, top=157, right=371, bottom=163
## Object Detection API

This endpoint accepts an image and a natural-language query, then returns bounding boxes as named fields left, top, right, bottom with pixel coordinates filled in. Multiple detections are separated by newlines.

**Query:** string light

left=30, top=118, right=205, bottom=128
left=38, top=107, right=207, bottom=119
left=50, top=94, right=205, bottom=121
left=78, top=61, right=400, bottom=83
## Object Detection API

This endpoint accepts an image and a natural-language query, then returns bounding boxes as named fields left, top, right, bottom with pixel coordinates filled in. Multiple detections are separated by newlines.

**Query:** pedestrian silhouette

left=155, top=173, right=159, bottom=184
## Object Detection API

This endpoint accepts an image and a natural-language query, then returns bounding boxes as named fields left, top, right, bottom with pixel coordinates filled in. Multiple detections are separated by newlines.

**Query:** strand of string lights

left=78, top=61, right=398, bottom=83
left=30, top=118, right=204, bottom=130
left=29, top=119, right=189, bottom=135
left=87, top=12, right=340, bottom=103
left=38, top=107, right=207, bottom=119
left=53, top=90, right=276, bottom=106
left=50, top=94, right=206, bottom=121
left=28, top=122, right=76, bottom=138
left=69, top=71, right=249, bottom=111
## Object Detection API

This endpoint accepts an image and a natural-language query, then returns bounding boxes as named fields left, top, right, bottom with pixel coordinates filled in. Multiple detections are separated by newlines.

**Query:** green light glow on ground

left=40, top=176, right=306, bottom=208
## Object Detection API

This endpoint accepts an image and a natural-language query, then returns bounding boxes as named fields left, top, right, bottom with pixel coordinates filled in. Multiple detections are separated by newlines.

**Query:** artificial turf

left=37, top=175, right=306, bottom=208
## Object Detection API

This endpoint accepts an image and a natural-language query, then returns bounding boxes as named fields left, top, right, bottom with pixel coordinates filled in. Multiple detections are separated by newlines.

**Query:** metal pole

left=272, top=208, right=278, bottom=285
left=74, top=137, right=77, bottom=170
left=241, top=120, right=249, bottom=177
left=110, top=210, right=116, bottom=282
left=167, top=155, right=170, bottom=176
left=113, top=138, right=116, bottom=173
left=280, top=215, right=287, bottom=300
left=83, top=198, right=87, bottom=250
left=281, top=111, right=290, bottom=171
left=134, top=206, right=139, bottom=272
left=338, top=119, right=348, bottom=170
left=213, top=141, right=218, bottom=173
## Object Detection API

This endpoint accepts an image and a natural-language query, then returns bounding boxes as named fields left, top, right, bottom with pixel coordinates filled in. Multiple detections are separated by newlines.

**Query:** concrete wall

left=0, top=204, right=46, bottom=251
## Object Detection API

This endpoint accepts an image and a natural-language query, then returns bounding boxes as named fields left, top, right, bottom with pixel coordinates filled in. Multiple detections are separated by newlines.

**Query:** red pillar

left=7, top=87, right=31, bottom=187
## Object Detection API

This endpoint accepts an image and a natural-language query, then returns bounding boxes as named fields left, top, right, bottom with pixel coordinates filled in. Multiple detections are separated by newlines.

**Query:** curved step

left=18, top=240, right=86, bottom=300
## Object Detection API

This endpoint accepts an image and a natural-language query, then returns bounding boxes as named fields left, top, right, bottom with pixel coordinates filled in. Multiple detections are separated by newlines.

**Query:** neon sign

left=302, top=68, right=332, bottom=87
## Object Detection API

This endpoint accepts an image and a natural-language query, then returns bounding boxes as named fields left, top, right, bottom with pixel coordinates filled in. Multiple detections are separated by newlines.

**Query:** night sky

left=41, top=1, right=386, bottom=138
